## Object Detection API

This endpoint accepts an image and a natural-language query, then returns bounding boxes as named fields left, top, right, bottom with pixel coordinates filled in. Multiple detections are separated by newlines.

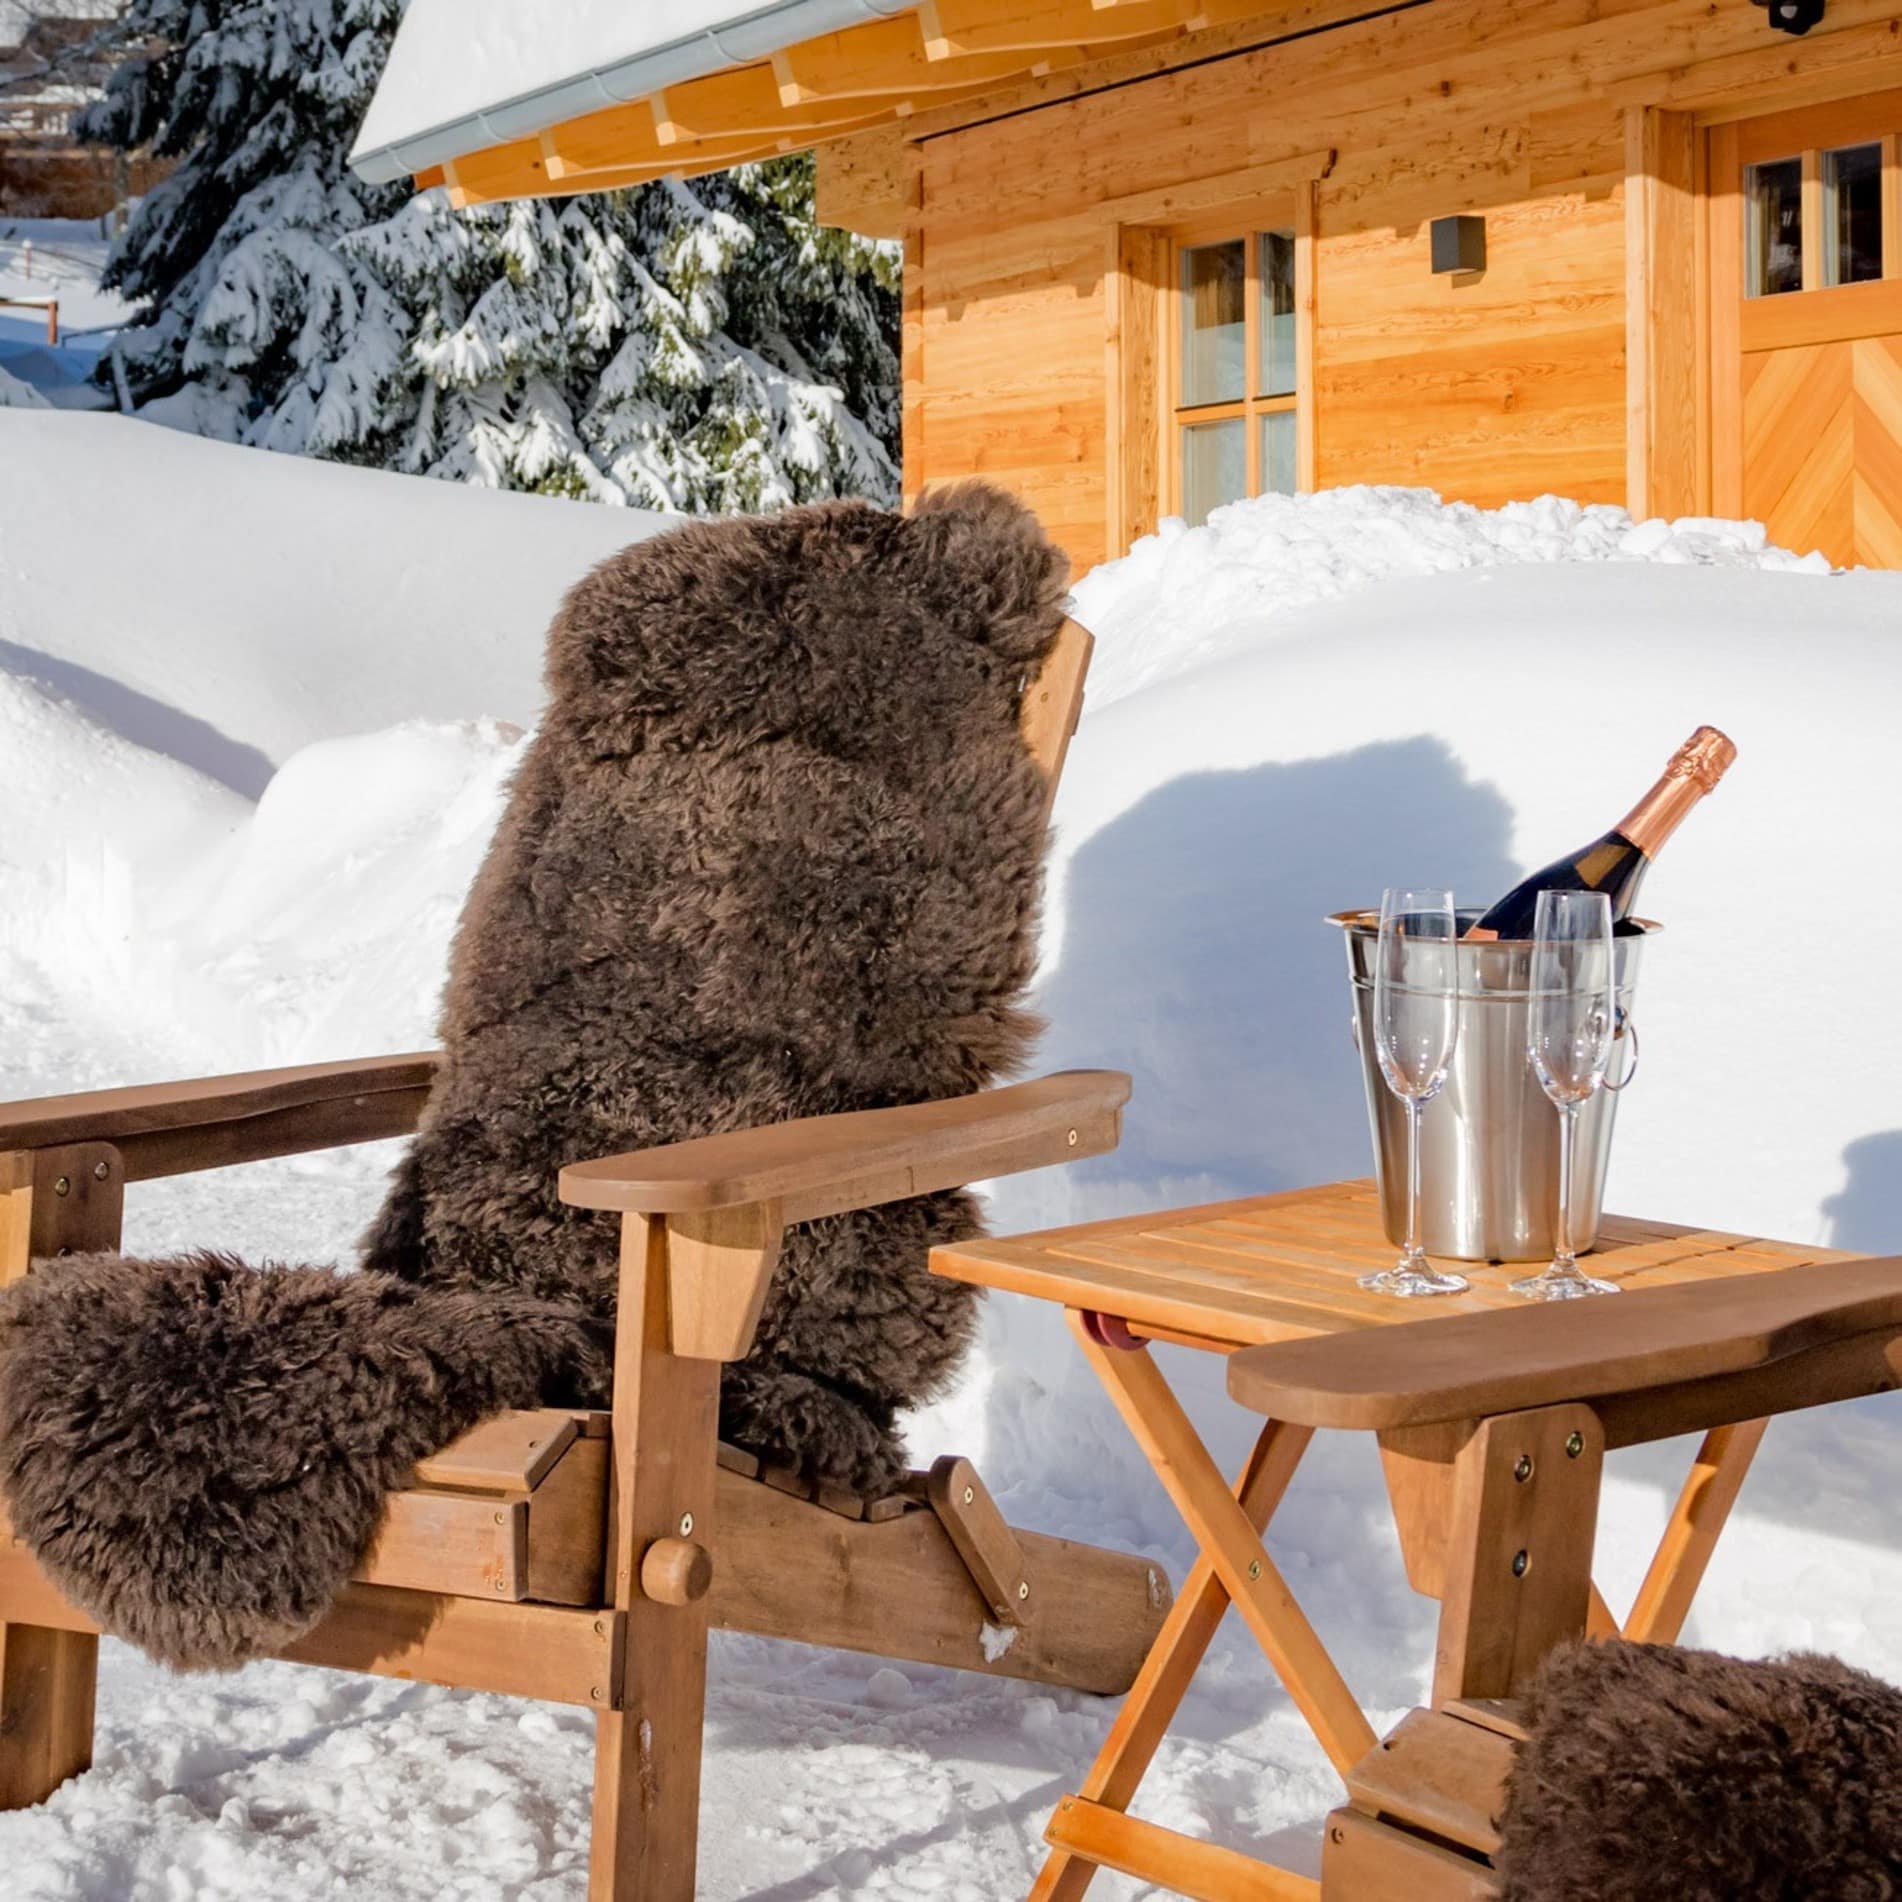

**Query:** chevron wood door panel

left=1711, top=98, right=1902, bottom=569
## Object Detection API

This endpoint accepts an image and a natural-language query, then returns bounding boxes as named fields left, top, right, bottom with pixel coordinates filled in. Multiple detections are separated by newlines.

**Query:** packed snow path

left=3, top=412, right=1902, bottom=1898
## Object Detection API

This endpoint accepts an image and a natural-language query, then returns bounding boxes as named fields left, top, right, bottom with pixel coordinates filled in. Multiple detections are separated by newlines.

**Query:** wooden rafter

left=919, top=0, right=1202, bottom=61
left=445, top=138, right=765, bottom=209
left=653, top=63, right=916, bottom=146
left=772, top=12, right=1083, bottom=105
left=408, top=0, right=1335, bottom=206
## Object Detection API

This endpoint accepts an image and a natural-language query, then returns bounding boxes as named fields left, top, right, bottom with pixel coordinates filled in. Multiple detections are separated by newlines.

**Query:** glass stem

left=1405, top=1095, right=1424, bottom=1265
left=1555, top=1099, right=1578, bottom=1274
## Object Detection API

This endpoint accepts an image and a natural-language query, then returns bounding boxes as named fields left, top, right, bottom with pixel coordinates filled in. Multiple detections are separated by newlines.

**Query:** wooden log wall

left=905, top=0, right=1902, bottom=571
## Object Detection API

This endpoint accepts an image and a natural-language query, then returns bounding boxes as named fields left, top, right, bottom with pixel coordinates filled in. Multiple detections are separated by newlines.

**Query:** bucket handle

left=1604, top=1006, right=1641, bottom=1093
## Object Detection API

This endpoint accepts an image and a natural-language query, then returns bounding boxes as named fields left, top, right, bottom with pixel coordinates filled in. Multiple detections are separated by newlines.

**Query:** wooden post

left=901, top=141, right=926, bottom=510
left=1626, top=104, right=1703, bottom=519
left=1433, top=1404, right=1603, bottom=1706
left=587, top=1213, right=722, bottom=1902
left=0, top=1142, right=120, bottom=1809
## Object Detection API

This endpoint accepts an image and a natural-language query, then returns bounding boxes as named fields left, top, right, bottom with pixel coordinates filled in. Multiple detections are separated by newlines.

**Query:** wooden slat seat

left=1227, top=1257, right=1902, bottom=1433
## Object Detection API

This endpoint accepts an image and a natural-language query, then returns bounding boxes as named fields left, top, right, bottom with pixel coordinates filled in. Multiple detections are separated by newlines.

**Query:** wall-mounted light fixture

left=1430, top=214, right=1486, bottom=276
left=1751, top=0, right=1823, bottom=34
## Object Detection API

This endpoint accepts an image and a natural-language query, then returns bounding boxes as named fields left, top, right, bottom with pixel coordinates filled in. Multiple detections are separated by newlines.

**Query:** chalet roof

left=349, top=0, right=918, bottom=186
left=350, top=0, right=1297, bottom=208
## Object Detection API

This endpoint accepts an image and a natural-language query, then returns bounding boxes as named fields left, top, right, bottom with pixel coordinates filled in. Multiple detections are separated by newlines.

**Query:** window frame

left=1164, top=208, right=1304, bottom=523
left=1737, top=97, right=1902, bottom=302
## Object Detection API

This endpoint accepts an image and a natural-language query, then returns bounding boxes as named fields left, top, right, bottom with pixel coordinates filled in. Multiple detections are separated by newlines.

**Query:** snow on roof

left=350, top=0, right=920, bottom=185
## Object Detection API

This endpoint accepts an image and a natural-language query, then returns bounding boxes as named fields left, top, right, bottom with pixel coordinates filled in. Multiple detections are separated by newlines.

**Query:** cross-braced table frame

left=929, top=1180, right=1858, bottom=1901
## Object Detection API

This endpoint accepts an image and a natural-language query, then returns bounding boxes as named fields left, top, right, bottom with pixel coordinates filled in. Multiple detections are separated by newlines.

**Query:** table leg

left=1068, top=1312, right=1377, bottom=1775
left=1031, top=1417, right=1314, bottom=1902
left=1621, top=1418, right=1769, bottom=1645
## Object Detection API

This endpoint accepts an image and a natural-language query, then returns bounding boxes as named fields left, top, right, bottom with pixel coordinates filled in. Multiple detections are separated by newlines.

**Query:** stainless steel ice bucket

left=1332, top=909, right=1651, bottom=1263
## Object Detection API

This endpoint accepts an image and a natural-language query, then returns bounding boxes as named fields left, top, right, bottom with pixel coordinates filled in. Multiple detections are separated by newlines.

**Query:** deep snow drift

left=3, top=410, right=1902, bottom=1900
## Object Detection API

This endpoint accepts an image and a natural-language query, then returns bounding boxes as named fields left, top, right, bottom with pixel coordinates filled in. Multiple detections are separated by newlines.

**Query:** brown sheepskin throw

left=0, top=482, right=1068, bottom=1671
left=1498, top=1638, right=1902, bottom=1901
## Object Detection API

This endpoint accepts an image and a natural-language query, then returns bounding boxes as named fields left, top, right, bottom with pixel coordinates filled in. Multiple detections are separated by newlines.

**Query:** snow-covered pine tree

left=83, top=0, right=899, bottom=507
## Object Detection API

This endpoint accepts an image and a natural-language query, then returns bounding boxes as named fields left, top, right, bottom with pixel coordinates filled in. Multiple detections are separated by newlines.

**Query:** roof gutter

left=348, top=0, right=918, bottom=186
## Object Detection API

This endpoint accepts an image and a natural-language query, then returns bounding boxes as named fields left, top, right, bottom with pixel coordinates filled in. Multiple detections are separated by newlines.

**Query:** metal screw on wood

left=92, top=1161, right=110, bottom=1181
left=53, top=1176, right=69, bottom=1196
left=962, top=1485, right=975, bottom=1505
left=679, top=1511, right=694, bottom=1536
left=1066, top=1129, right=1078, bottom=1147
left=1566, top=1432, right=1585, bottom=1458
left=1247, top=1559, right=1261, bottom=1581
left=1512, top=1549, right=1530, bottom=1577
left=1017, top=1581, right=1030, bottom=1600
left=493, top=1511, right=505, bottom=1525
left=1514, top=1454, right=1534, bottom=1482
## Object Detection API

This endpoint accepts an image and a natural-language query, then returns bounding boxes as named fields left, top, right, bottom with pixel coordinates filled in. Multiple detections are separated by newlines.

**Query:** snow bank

left=5, top=462, right=1902, bottom=1899
left=0, top=410, right=660, bottom=793
left=1072, top=486, right=1830, bottom=706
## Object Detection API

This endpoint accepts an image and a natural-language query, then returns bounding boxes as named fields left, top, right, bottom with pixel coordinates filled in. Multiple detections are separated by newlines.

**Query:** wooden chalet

left=353, top=0, right=1902, bottom=571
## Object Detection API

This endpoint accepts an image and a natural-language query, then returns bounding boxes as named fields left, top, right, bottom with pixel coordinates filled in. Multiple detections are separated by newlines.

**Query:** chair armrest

left=0, top=1053, right=441, bottom=1181
left=1227, top=1258, right=1902, bottom=1440
left=559, top=1070, right=1130, bottom=1224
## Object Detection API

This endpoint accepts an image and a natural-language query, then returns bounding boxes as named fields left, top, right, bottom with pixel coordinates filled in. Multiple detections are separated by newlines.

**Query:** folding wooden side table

left=930, top=1177, right=1858, bottom=1901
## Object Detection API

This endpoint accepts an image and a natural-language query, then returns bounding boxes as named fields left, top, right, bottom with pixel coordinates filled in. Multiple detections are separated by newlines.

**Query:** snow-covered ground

left=0, top=218, right=139, bottom=408
left=3, top=408, right=1902, bottom=1899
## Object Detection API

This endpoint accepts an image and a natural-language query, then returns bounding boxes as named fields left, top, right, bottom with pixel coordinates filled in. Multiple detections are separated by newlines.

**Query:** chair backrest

left=1022, top=617, right=1092, bottom=826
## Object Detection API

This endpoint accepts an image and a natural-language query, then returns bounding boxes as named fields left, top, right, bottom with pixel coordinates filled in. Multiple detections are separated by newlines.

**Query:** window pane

left=1259, top=409, right=1297, bottom=496
left=1180, top=240, right=1245, bottom=406
left=1825, top=142, right=1883, bottom=286
left=1258, top=229, right=1296, bottom=397
left=1746, top=156, right=1803, bottom=296
left=1180, top=417, right=1245, bottom=527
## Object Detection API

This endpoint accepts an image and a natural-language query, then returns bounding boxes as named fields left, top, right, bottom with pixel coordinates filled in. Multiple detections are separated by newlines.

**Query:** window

left=1170, top=223, right=1302, bottom=527
left=1745, top=132, right=1898, bottom=296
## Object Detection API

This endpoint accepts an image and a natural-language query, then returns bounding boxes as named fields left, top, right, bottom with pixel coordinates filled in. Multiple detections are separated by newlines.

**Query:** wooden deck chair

left=1223, top=1256, right=1902, bottom=1900
left=0, top=611, right=1173, bottom=1896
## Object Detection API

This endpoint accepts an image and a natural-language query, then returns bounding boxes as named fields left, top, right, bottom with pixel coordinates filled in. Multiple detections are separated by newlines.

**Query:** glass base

left=1359, top=1259, right=1470, bottom=1298
left=1511, top=1264, right=1619, bottom=1301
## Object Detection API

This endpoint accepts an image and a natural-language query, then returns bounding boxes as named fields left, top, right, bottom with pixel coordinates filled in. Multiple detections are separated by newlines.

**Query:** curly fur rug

left=1499, top=1638, right=1902, bottom=1901
left=0, top=482, right=1068, bottom=1670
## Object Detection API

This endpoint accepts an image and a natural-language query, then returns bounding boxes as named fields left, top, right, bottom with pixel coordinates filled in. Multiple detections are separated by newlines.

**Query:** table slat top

left=931, top=1179, right=1859, bottom=1351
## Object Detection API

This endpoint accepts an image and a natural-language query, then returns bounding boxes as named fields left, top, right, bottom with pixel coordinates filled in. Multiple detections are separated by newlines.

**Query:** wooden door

left=1711, top=94, right=1902, bottom=568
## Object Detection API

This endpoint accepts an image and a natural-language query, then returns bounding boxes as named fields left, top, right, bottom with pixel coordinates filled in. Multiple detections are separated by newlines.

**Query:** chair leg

left=0, top=1143, right=117, bottom=1810
left=588, top=1623, right=710, bottom=1902
left=586, top=1210, right=721, bottom=1901
left=1433, top=1405, right=1605, bottom=1705
left=0, top=1622, right=96, bottom=1809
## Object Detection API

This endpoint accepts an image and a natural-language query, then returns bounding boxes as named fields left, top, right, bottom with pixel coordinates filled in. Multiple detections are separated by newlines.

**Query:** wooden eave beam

left=446, top=139, right=792, bottom=208
left=652, top=62, right=941, bottom=145
left=919, top=0, right=1204, bottom=61
left=771, top=13, right=1084, bottom=104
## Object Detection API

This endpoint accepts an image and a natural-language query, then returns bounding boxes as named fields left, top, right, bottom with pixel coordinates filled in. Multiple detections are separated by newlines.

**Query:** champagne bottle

left=1463, top=726, right=1737, bottom=942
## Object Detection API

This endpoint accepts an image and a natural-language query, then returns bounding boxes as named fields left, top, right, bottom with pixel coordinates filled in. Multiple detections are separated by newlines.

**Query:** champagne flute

left=1359, top=889, right=1469, bottom=1298
left=1513, top=889, right=1620, bottom=1300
